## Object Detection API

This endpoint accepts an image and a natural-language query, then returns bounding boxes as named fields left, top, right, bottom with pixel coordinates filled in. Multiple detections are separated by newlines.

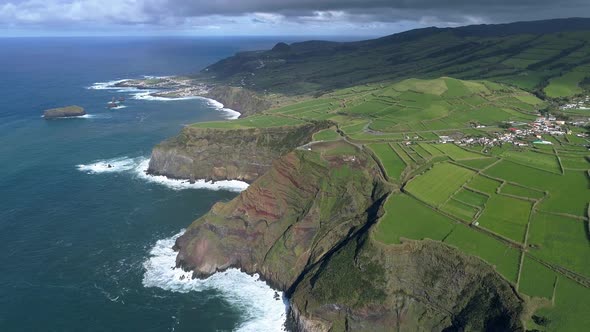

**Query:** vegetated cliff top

left=198, top=17, right=590, bottom=96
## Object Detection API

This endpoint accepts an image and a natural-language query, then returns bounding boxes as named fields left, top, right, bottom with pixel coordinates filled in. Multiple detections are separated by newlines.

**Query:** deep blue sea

left=0, top=36, right=339, bottom=331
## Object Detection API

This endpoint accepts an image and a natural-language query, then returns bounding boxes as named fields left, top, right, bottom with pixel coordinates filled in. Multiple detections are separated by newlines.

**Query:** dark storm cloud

left=150, top=0, right=590, bottom=24
left=1, top=0, right=589, bottom=35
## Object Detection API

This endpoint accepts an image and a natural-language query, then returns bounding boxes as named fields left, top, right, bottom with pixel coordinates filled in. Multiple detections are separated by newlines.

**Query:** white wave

left=77, top=157, right=249, bottom=192
left=87, top=79, right=131, bottom=91
left=88, top=77, right=241, bottom=119
left=76, top=156, right=140, bottom=174
left=142, top=232, right=287, bottom=332
left=195, top=97, right=240, bottom=119
left=108, top=105, right=128, bottom=110
left=133, top=158, right=249, bottom=192
left=42, top=114, right=104, bottom=119
left=131, top=90, right=200, bottom=102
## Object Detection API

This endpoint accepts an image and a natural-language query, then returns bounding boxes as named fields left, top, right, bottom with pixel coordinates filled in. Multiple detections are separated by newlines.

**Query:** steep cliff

left=172, top=141, right=526, bottom=331
left=289, top=238, right=524, bottom=331
left=173, top=141, right=390, bottom=288
left=147, top=121, right=328, bottom=183
left=205, top=85, right=272, bottom=117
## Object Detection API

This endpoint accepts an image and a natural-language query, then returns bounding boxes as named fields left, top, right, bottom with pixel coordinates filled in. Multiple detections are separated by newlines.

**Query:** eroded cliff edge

left=172, top=140, right=526, bottom=331
left=147, top=121, right=329, bottom=183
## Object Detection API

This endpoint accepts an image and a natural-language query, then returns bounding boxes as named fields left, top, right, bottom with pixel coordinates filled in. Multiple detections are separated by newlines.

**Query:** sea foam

left=142, top=232, right=288, bottom=331
left=87, top=78, right=241, bottom=119
left=76, top=157, right=249, bottom=192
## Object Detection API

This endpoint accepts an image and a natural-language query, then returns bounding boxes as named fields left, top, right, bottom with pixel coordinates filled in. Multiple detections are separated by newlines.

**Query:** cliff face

left=173, top=141, right=526, bottom=331
left=289, top=238, right=524, bottom=331
left=147, top=122, right=328, bottom=183
left=205, top=86, right=271, bottom=117
left=173, top=142, right=389, bottom=289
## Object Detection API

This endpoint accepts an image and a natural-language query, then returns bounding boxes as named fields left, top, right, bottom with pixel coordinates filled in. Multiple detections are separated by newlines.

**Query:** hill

left=198, top=18, right=590, bottom=98
left=154, top=76, right=590, bottom=331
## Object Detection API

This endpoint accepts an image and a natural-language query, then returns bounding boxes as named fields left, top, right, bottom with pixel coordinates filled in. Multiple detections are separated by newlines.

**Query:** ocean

left=0, top=36, right=311, bottom=331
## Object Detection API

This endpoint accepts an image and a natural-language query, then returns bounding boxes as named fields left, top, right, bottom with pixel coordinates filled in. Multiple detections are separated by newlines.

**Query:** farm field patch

left=374, top=194, right=456, bottom=244
left=443, top=225, right=520, bottom=282
left=405, top=162, right=475, bottom=206
left=476, top=194, right=532, bottom=243
left=527, top=212, right=590, bottom=278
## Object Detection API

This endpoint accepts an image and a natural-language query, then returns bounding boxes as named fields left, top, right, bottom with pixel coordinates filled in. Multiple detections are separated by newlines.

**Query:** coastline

left=76, top=156, right=249, bottom=192
left=84, top=76, right=289, bottom=329
left=87, top=76, right=242, bottom=120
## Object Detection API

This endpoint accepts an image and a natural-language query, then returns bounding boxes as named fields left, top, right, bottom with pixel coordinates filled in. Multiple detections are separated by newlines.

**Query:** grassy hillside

left=192, top=76, right=589, bottom=330
left=198, top=18, right=590, bottom=98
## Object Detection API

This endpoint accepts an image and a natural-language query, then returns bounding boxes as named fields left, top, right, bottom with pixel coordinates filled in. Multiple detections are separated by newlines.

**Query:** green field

left=531, top=277, right=590, bottom=332
left=441, top=198, right=479, bottom=222
left=544, top=67, right=589, bottom=98
left=453, top=188, right=488, bottom=208
left=313, top=128, right=341, bottom=141
left=527, top=212, right=590, bottom=278
left=466, top=174, right=502, bottom=194
left=432, top=144, right=485, bottom=160
left=485, top=161, right=589, bottom=217
left=405, top=162, right=475, bottom=206
left=456, top=157, right=498, bottom=170
left=501, top=150, right=561, bottom=174
left=368, top=143, right=406, bottom=181
left=374, top=194, right=456, bottom=244
left=519, top=255, right=556, bottom=299
left=500, top=183, right=545, bottom=199
left=477, top=194, right=532, bottom=243
left=443, top=225, right=520, bottom=282
left=191, top=114, right=306, bottom=129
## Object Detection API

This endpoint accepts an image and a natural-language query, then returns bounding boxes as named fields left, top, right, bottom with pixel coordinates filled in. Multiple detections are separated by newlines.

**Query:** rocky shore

left=113, top=77, right=271, bottom=117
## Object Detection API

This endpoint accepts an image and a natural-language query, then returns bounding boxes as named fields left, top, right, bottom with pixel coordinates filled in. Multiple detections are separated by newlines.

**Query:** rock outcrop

left=147, top=121, right=329, bottom=183
left=289, top=238, right=525, bottom=331
left=43, top=105, right=86, bottom=119
left=174, top=142, right=389, bottom=286
left=172, top=141, right=526, bottom=331
left=204, top=85, right=271, bottom=117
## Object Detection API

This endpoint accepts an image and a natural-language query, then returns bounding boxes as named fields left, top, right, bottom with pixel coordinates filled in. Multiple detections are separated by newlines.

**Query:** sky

left=0, top=0, right=589, bottom=37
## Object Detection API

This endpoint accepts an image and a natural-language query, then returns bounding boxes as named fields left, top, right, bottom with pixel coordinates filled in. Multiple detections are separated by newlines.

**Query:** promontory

left=148, top=18, right=590, bottom=332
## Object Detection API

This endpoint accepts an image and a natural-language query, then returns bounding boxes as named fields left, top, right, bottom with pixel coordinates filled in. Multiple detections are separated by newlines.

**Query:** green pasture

left=368, top=143, right=406, bottom=180
left=519, top=255, right=556, bottom=299
left=476, top=194, right=532, bottom=243
left=527, top=212, right=590, bottom=278
left=405, top=162, right=475, bottom=206
left=433, top=144, right=484, bottom=160
left=466, top=174, right=502, bottom=194
left=443, top=225, right=520, bottom=282
left=373, top=194, right=456, bottom=245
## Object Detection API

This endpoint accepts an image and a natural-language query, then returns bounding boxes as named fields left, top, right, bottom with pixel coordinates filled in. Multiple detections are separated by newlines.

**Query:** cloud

left=0, top=0, right=589, bottom=35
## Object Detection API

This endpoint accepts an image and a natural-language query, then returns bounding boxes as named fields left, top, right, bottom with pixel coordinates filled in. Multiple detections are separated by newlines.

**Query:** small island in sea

left=43, top=105, right=86, bottom=119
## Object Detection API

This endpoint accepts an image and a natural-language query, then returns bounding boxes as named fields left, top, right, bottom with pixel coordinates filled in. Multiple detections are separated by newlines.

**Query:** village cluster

left=560, top=95, right=590, bottom=111
left=440, top=114, right=588, bottom=148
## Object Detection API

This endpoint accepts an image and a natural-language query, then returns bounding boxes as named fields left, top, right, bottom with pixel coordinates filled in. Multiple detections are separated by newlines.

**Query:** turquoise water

left=0, top=37, right=296, bottom=331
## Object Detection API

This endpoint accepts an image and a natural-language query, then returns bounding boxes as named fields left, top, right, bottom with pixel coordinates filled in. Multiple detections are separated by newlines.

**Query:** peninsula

left=146, top=18, right=590, bottom=331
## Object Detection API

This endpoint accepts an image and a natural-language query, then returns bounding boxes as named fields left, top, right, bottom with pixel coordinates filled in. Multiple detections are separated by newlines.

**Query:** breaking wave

left=41, top=114, right=105, bottom=119
left=76, top=157, right=249, bottom=192
left=142, top=232, right=288, bottom=332
left=87, top=78, right=241, bottom=119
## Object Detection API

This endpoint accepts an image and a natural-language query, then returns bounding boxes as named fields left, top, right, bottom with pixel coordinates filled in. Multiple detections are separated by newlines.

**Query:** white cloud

left=0, top=0, right=152, bottom=25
